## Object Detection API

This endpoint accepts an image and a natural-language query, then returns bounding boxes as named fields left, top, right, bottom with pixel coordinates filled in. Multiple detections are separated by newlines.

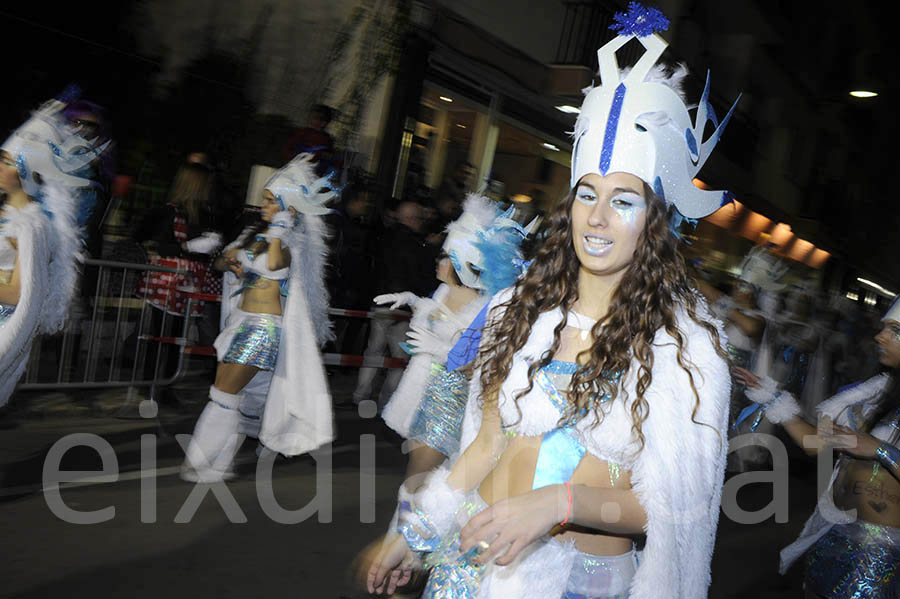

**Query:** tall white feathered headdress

left=443, top=194, right=537, bottom=293
left=570, top=2, right=740, bottom=219
left=1, top=98, right=111, bottom=197
left=264, top=153, right=337, bottom=215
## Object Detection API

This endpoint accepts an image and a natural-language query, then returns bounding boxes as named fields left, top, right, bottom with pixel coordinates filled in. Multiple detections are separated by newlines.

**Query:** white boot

left=181, top=386, right=246, bottom=482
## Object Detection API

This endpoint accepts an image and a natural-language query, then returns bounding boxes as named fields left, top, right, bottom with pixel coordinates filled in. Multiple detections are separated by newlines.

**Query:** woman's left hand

left=820, top=425, right=881, bottom=459
left=459, top=484, right=565, bottom=567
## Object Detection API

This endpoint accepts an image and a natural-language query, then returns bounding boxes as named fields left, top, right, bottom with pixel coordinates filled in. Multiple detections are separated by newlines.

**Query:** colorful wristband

left=875, top=443, right=900, bottom=470
left=560, top=481, right=573, bottom=526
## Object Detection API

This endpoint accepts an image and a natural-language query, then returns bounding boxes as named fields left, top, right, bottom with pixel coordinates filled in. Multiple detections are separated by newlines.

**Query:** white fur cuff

left=742, top=376, right=799, bottom=423
left=744, top=375, right=779, bottom=404
left=414, top=466, right=465, bottom=538
left=762, top=392, right=801, bottom=424
left=209, top=386, right=243, bottom=410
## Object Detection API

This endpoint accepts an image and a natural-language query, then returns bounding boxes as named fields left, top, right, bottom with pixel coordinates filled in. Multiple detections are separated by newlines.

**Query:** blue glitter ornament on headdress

left=610, top=2, right=670, bottom=37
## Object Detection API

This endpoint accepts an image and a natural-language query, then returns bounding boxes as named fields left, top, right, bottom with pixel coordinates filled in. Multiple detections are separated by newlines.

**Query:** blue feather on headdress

left=474, top=227, right=526, bottom=295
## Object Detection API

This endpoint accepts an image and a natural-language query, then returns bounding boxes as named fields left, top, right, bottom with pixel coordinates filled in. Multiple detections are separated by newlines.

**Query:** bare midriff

left=0, top=269, right=12, bottom=286
left=478, top=435, right=635, bottom=556
left=832, top=457, right=900, bottom=527
left=238, top=277, right=284, bottom=316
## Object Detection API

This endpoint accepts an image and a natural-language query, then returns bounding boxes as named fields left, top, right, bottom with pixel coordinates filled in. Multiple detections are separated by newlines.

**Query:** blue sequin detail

left=223, top=315, right=282, bottom=370
left=609, top=2, right=670, bottom=37
left=0, top=303, right=15, bottom=329
left=408, top=363, right=470, bottom=457
left=544, top=359, right=579, bottom=375
left=420, top=496, right=489, bottom=599
left=599, top=84, right=627, bottom=175
left=805, top=523, right=900, bottom=598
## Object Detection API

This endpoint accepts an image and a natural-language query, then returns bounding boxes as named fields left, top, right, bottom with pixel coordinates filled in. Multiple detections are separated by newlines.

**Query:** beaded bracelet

left=875, top=443, right=900, bottom=470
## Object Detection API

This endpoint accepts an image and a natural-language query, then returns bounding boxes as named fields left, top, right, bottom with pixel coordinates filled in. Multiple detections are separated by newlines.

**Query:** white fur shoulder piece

left=625, top=306, right=731, bottom=599
left=816, top=373, right=891, bottom=426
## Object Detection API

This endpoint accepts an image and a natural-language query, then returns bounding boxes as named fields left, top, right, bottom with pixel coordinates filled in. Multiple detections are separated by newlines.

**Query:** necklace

left=566, top=311, right=598, bottom=341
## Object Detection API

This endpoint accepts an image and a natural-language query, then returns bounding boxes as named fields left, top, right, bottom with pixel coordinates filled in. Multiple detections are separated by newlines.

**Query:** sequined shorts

left=563, top=548, right=636, bottom=598
left=408, top=363, right=469, bottom=457
left=222, top=313, right=282, bottom=371
left=0, top=302, right=15, bottom=329
left=805, top=521, right=900, bottom=599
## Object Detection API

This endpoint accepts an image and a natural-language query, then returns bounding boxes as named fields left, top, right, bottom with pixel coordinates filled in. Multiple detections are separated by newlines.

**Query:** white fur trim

left=256, top=220, right=334, bottom=456
left=209, top=385, right=243, bottom=410
left=762, top=393, right=801, bottom=424
left=0, top=203, right=52, bottom=405
left=478, top=537, right=576, bottom=599
left=816, top=373, right=891, bottom=426
left=743, top=375, right=780, bottom=404
left=414, top=466, right=465, bottom=537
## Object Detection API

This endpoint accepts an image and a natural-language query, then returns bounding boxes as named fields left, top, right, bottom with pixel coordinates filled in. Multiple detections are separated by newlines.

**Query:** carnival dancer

left=1, top=96, right=94, bottom=406
left=700, top=245, right=779, bottom=472
left=181, top=153, right=336, bottom=482
left=733, top=300, right=900, bottom=598
left=367, top=4, right=737, bottom=597
left=378, top=194, right=531, bottom=490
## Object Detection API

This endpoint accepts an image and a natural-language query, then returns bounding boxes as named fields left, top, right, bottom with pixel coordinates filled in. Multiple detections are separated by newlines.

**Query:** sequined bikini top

left=232, top=245, right=290, bottom=297
left=530, top=360, right=623, bottom=490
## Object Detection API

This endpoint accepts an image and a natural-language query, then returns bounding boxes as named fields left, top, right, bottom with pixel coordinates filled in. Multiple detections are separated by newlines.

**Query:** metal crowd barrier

left=18, top=258, right=411, bottom=402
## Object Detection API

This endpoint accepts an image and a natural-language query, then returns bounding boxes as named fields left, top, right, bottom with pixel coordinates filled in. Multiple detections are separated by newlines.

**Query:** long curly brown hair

left=476, top=183, right=727, bottom=449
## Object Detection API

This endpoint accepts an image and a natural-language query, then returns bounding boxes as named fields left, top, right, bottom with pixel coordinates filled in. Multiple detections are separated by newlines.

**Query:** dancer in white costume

left=1, top=96, right=97, bottom=406
left=368, top=4, right=737, bottom=597
left=379, top=194, right=531, bottom=489
left=733, top=299, right=900, bottom=598
left=181, top=154, right=336, bottom=482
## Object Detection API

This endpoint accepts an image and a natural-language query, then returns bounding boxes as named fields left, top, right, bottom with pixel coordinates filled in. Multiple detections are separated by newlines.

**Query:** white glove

left=373, top=292, right=421, bottom=310
left=184, top=231, right=223, bottom=255
left=265, top=211, right=294, bottom=241
left=406, top=322, right=453, bottom=359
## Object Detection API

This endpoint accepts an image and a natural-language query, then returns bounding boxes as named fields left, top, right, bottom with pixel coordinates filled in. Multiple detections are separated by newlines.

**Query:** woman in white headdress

left=378, top=194, right=530, bottom=487
left=1, top=97, right=92, bottom=406
left=367, top=4, right=737, bottom=597
left=181, top=153, right=336, bottom=482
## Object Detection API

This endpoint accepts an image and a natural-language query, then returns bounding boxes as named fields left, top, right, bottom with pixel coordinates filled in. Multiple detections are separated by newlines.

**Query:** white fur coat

left=382, top=283, right=489, bottom=437
left=455, top=288, right=731, bottom=599
left=0, top=203, right=51, bottom=405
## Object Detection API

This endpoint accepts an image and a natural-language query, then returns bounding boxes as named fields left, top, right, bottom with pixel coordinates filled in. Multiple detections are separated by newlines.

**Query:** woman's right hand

left=223, top=256, right=243, bottom=278
left=366, top=533, right=415, bottom=595
left=732, top=366, right=760, bottom=388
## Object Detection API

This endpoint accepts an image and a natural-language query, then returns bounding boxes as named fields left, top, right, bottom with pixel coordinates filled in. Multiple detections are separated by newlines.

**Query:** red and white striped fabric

left=135, top=256, right=209, bottom=317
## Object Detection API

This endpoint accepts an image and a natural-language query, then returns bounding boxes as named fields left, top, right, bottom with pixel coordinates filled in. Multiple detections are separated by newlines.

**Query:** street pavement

left=1, top=369, right=817, bottom=598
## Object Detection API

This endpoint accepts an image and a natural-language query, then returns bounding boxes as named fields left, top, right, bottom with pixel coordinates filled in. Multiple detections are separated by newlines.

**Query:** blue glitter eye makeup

left=575, top=186, right=598, bottom=205
left=609, top=193, right=646, bottom=225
